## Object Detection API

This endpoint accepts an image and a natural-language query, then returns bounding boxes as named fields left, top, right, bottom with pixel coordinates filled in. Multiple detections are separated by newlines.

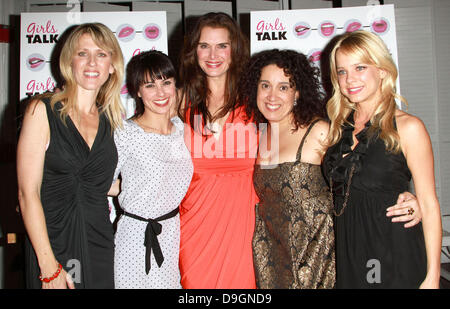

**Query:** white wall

left=382, top=0, right=450, bottom=263
left=384, top=0, right=450, bottom=220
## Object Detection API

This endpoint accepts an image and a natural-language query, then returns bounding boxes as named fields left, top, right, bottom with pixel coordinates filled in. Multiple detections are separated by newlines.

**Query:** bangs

left=141, top=68, right=173, bottom=84
left=138, top=56, right=175, bottom=85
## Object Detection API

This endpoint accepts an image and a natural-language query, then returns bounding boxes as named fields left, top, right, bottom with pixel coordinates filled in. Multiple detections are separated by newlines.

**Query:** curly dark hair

left=240, top=49, right=326, bottom=130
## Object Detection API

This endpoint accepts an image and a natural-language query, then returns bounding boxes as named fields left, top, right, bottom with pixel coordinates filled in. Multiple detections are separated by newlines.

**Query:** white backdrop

left=20, top=11, right=168, bottom=118
left=250, top=5, right=400, bottom=99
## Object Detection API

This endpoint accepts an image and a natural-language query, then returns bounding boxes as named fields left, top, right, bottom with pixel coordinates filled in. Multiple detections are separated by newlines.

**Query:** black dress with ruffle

left=322, top=112, right=426, bottom=288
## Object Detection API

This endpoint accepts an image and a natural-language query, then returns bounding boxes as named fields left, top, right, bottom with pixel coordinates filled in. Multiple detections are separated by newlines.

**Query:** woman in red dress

left=178, top=12, right=258, bottom=288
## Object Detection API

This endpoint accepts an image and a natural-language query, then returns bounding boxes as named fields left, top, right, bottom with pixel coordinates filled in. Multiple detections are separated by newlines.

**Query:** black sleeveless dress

left=25, top=99, right=117, bottom=289
left=322, top=112, right=427, bottom=288
left=252, top=120, right=336, bottom=289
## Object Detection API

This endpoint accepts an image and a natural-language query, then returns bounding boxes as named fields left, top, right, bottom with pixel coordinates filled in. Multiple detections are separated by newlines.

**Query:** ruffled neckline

left=326, top=111, right=371, bottom=196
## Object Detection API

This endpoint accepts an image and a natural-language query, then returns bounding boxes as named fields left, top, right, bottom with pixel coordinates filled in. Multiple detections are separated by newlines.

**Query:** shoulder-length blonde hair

left=50, top=22, right=124, bottom=130
left=326, top=30, right=407, bottom=153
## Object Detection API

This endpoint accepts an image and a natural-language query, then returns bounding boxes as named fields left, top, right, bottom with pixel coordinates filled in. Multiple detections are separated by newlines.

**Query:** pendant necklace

left=136, top=118, right=172, bottom=135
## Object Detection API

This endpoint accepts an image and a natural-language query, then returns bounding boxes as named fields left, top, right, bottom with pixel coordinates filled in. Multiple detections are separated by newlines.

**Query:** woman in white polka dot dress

left=109, top=51, right=193, bottom=288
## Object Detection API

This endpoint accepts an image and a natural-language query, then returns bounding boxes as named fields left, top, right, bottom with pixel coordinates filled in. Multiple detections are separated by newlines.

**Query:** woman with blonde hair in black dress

left=17, top=23, right=124, bottom=289
left=323, top=30, right=441, bottom=288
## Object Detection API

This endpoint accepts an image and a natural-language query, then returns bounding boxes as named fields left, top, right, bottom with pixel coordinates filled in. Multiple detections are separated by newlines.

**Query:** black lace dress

left=322, top=112, right=427, bottom=288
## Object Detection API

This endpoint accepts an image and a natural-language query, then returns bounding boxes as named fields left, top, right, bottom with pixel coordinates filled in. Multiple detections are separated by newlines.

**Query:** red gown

left=179, top=106, right=258, bottom=288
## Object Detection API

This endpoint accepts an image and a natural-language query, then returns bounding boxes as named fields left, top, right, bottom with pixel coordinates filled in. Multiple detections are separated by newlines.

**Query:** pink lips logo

left=308, top=50, right=322, bottom=63
left=143, top=24, right=161, bottom=41
left=120, top=84, right=128, bottom=95
left=345, top=20, right=363, bottom=33
left=119, top=26, right=134, bottom=38
left=319, top=21, right=336, bottom=37
left=371, top=18, right=389, bottom=34
left=116, top=24, right=136, bottom=42
left=26, top=53, right=46, bottom=72
left=293, top=22, right=311, bottom=38
left=29, top=57, right=44, bottom=69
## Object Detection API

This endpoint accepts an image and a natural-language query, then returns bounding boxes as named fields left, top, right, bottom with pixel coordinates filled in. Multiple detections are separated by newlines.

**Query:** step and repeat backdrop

left=250, top=5, right=400, bottom=96
left=20, top=11, right=168, bottom=118
left=19, top=5, right=399, bottom=223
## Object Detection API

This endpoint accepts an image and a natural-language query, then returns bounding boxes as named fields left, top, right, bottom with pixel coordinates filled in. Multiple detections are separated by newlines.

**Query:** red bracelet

left=39, top=263, right=62, bottom=283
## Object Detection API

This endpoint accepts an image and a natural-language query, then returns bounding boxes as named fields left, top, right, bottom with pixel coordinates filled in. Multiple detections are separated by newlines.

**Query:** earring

left=293, top=98, right=297, bottom=107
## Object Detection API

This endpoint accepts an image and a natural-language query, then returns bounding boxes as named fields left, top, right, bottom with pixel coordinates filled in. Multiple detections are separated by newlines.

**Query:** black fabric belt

left=122, top=207, right=179, bottom=274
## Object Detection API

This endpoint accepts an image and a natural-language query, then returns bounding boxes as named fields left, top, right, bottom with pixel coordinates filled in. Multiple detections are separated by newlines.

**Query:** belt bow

left=123, top=207, right=179, bottom=274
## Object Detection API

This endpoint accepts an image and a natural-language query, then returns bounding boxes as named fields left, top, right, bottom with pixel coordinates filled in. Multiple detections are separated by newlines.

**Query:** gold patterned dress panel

left=252, top=162, right=336, bottom=289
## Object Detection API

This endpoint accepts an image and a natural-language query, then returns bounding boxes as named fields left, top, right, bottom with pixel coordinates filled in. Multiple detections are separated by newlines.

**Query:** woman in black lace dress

left=322, top=30, right=442, bottom=288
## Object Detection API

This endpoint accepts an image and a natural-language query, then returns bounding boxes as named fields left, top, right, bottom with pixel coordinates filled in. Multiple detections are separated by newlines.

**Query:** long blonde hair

left=326, top=30, right=407, bottom=153
left=50, top=23, right=124, bottom=130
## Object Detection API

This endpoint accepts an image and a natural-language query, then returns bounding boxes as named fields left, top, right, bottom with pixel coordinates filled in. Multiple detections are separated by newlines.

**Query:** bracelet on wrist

left=39, top=263, right=62, bottom=283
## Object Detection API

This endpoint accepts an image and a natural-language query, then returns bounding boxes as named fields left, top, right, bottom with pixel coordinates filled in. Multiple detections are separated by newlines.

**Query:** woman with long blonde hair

left=50, top=22, right=124, bottom=130
left=323, top=30, right=442, bottom=288
left=17, top=23, right=124, bottom=289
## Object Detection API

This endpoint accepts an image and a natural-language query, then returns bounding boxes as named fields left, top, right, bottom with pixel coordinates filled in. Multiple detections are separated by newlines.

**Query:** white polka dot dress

left=113, top=117, right=193, bottom=289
